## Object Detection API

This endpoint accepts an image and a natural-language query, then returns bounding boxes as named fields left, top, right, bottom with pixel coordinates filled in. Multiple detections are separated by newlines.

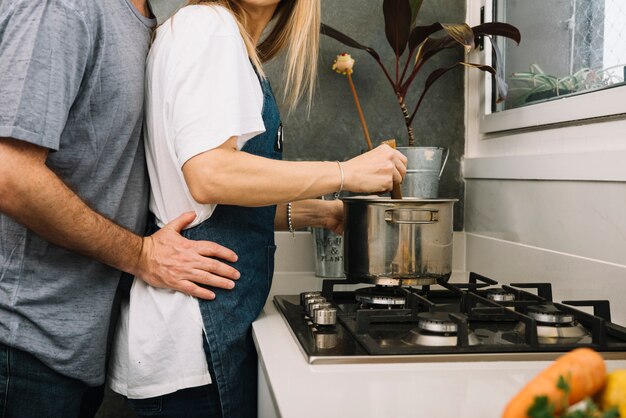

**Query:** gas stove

left=273, top=272, right=626, bottom=364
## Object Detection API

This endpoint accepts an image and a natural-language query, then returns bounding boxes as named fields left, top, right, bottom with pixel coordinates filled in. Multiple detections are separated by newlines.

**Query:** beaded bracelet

left=287, top=202, right=295, bottom=238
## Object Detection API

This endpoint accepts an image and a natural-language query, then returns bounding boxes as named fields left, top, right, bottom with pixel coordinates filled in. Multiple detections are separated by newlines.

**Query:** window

left=475, top=0, right=626, bottom=134
left=494, top=0, right=626, bottom=111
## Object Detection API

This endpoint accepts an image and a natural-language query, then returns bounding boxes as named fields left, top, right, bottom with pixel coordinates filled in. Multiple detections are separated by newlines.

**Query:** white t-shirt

left=108, top=5, right=265, bottom=399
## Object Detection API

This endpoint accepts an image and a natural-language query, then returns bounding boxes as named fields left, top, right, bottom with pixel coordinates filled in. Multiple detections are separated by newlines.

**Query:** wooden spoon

left=382, top=139, right=403, bottom=200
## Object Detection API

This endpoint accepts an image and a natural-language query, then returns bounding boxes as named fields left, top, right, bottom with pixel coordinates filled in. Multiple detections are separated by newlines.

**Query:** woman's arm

left=275, top=199, right=343, bottom=234
left=182, top=136, right=406, bottom=207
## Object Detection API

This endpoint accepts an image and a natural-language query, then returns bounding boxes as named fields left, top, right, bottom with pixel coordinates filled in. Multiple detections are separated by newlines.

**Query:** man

left=0, top=0, right=239, bottom=416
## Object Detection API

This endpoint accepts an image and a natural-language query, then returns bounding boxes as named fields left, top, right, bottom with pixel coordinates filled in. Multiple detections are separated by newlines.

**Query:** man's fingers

left=176, top=272, right=237, bottom=299
left=180, top=281, right=216, bottom=300
left=163, top=212, right=197, bottom=233
left=195, top=241, right=238, bottom=263
left=193, top=257, right=240, bottom=280
left=189, top=269, right=237, bottom=289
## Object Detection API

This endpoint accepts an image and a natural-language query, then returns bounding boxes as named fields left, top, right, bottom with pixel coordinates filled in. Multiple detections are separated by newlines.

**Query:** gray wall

left=151, top=0, right=467, bottom=230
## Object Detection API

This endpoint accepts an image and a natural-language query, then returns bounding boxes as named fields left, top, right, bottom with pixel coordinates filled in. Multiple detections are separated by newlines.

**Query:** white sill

left=463, top=149, right=626, bottom=182
left=481, top=85, right=626, bottom=134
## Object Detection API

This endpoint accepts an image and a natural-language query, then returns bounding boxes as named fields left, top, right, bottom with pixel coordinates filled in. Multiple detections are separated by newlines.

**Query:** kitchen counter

left=252, top=302, right=626, bottom=418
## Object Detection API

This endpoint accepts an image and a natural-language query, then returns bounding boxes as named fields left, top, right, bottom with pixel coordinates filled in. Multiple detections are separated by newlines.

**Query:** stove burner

left=514, top=321, right=590, bottom=342
left=486, top=288, right=516, bottom=302
left=402, top=313, right=480, bottom=347
left=527, top=304, right=574, bottom=325
left=516, top=304, right=589, bottom=342
left=417, top=312, right=457, bottom=333
left=355, top=286, right=406, bottom=307
left=402, top=328, right=458, bottom=347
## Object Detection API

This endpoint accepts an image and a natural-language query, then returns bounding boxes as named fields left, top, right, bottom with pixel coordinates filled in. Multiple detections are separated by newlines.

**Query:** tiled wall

left=464, top=178, right=626, bottom=324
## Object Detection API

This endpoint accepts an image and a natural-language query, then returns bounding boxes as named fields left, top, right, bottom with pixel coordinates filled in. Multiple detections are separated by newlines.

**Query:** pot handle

left=438, top=148, right=450, bottom=179
left=384, top=209, right=439, bottom=225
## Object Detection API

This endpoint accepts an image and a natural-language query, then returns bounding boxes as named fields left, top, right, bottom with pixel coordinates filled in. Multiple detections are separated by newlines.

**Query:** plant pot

left=312, top=227, right=344, bottom=278
left=396, top=147, right=449, bottom=198
left=311, top=194, right=345, bottom=278
left=525, top=88, right=574, bottom=104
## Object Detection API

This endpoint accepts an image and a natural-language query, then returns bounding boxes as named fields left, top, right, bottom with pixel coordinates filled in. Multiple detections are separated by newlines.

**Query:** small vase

left=396, top=146, right=449, bottom=198
left=311, top=194, right=345, bottom=278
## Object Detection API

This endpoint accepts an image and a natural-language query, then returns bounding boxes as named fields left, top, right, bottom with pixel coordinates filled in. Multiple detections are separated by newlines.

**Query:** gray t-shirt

left=0, top=0, right=154, bottom=385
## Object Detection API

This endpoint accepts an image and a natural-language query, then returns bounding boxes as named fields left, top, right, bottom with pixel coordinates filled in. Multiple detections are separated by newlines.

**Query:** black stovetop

left=273, top=273, right=626, bottom=361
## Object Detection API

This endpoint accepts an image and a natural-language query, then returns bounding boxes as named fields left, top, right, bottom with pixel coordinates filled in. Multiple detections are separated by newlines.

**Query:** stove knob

left=313, top=307, right=337, bottom=326
left=300, top=291, right=322, bottom=307
left=308, top=302, right=332, bottom=318
left=304, top=297, right=326, bottom=316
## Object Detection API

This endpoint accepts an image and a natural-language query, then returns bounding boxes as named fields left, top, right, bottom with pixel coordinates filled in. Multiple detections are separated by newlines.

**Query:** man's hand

left=136, top=212, right=240, bottom=300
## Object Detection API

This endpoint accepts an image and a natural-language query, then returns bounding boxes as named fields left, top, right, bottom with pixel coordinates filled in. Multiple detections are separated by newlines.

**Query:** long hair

left=185, top=0, right=320, bottom=111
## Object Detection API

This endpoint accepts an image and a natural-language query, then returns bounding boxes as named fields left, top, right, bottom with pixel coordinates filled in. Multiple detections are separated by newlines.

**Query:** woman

left=108, top=1, right=407, bottom=417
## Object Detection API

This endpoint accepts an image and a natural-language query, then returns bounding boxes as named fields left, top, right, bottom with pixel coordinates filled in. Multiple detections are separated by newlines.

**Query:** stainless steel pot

left=341, top=197, right=457, bottom=286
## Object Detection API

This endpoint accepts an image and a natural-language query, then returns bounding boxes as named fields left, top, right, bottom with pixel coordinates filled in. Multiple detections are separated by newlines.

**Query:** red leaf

left=473, top=22, right=521, bottom=45
left=383, top=0, right=412, bottom=58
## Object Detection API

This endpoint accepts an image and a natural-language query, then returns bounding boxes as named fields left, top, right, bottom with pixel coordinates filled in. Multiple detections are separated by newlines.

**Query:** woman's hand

left=320, top=199, right=344, bottom=235
left=276, top=199, right=344, bottom=234
left=341, top=144, right=407, bottom=194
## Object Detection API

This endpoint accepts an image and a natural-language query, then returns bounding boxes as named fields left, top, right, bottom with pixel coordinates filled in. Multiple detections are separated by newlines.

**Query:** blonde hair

left=185, top=0, right=320, bottom=111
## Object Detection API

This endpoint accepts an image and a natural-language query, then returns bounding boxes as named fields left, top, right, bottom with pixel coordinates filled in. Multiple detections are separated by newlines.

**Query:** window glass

left=494, top=0, right=626, bottom=112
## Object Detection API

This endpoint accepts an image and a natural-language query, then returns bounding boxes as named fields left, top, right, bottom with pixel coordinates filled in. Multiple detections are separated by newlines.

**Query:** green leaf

left=409, top=0, right=424, bottom=26
left=528, top=396, right=556, bottom=418
left=441, top=23, right=475, bottom=51
left=564, top=411, right=587, bottom=418
left=557, top=375, right=571, bottom=394
left=557, top=374, right=572, bottom=413
left=601, top=406, right=620, bottom=418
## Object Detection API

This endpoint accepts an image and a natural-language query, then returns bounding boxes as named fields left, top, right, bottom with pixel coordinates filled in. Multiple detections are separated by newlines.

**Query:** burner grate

left=274, top=272, right=626, bottom=359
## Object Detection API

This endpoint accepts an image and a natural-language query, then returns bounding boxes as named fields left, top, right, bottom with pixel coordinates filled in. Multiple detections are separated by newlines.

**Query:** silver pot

left=341, top=197, right=457, bottom=286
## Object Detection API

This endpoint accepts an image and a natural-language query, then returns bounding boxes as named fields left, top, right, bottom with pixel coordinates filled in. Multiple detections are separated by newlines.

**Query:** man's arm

left=0, top=137, right=239, bottom=299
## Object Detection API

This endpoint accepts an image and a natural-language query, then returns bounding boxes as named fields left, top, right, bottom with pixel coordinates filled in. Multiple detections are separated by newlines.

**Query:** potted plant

left=322, top=0, right=521, bottom=197
left=507, top=63, right=623, bottom=108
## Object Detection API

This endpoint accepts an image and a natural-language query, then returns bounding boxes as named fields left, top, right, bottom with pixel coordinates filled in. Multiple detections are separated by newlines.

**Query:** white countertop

left=252, top=302, right=626, bottom=418
left=257, top=232, right=626, bottom=418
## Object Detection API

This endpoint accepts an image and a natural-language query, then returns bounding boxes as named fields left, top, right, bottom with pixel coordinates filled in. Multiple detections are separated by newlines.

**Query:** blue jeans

left=127, top=383, right=222, bottom=418
left=126, top=338, right=222, bottom=418
left=0, top=343, right=103, bottom=418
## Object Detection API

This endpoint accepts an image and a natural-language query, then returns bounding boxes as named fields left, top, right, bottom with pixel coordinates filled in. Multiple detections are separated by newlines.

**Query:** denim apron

left=180, top=71, right=281, bottom=418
